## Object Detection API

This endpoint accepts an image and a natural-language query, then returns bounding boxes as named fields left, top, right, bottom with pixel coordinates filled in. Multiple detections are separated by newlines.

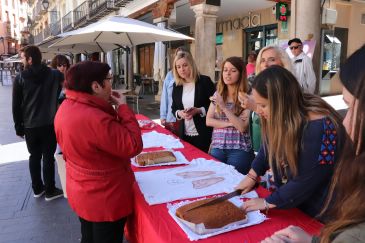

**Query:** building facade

left=25, top=0, right=365, bottom=96
left=0, top=0, right=29, bottom=60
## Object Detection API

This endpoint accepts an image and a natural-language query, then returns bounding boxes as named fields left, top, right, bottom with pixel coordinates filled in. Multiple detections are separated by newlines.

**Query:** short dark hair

left=65, top=61, right=111, bottom=94
left=50, top=55, right=70, bottom=69
left=21, top=45, right=42, bottom=65
left=288, top=38, right=302, bottom=46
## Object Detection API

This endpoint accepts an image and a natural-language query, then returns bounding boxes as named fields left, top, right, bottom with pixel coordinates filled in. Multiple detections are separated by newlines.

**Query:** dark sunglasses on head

left=57, top=64, right=68, bottom=67
left=289, top=45, right=301, bottom=50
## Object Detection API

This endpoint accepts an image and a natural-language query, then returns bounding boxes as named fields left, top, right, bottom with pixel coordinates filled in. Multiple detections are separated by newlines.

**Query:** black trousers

left=24, top=125, right=57, bottom=194
left=182, top=134, right=210, bottom=153
left=79, top=217, right=127, bottom=243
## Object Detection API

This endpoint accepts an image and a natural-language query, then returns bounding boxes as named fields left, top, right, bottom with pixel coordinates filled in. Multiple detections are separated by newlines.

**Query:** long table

left=125, top=115, right=323, bottom=243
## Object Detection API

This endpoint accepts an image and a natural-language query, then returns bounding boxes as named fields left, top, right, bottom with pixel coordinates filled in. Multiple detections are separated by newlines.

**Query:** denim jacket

left=160, top=71, right=176, bottom=122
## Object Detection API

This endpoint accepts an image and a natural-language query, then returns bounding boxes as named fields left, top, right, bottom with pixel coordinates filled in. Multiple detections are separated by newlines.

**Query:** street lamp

left=42, top=0, right=49, bottom=11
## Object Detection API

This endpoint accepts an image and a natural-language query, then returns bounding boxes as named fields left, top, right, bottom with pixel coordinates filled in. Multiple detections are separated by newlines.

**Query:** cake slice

left=175, top=198, right=247, bottom=229
left=136, top=151, right=176, bottom=166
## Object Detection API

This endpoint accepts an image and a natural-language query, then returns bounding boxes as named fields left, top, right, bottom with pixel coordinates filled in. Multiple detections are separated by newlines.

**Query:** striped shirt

left=211, top=102, right=252, bottom=151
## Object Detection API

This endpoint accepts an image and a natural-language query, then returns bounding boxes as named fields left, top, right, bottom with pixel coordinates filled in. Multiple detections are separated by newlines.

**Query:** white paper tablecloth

left=135, top=158, right=258, bottom=205
left=142, top=131, right=184, bottom=149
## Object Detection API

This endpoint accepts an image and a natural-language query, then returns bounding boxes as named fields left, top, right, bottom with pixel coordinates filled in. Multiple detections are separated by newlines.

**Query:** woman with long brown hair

left=235, top=65, right=344, bottom=218
left=206, top=56, right=254, bottom=174
left=260, top=45, right=365, bottom=243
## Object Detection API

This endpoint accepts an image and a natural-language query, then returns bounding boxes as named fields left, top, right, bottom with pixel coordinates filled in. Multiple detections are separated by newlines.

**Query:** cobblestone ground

left=0, top=84, right=159, bottom=243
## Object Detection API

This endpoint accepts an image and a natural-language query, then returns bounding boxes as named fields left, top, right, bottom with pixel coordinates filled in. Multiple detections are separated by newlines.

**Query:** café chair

left=125, top=85, right=142, bottom=114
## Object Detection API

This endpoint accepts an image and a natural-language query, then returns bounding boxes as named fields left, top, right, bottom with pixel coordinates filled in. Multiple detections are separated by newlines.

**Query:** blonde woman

left=206, top=56, right=254, bottom=174
left=171, top=51, right=215, bottom=152
left=255, top=45, right=293, bottom=75
left=236, top=65, right=344, bottom=218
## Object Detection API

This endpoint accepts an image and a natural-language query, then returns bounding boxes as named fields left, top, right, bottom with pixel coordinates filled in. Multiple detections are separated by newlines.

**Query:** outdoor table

left=140, top=76, right=156, bottom=94
left=118, top=89, right=132, bottom=94
left=125, top=114, right=323, bottom=243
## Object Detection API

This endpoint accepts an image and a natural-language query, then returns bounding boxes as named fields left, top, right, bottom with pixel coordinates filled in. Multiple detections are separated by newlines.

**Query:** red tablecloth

left=125, top=115, right=323, bottom=243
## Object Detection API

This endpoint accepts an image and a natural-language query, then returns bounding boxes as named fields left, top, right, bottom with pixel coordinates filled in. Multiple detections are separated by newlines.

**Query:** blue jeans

left=210, top=148, right=255, bottom=174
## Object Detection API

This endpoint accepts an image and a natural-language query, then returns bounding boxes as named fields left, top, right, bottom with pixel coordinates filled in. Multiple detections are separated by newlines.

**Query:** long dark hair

left=253, top=65, right=340, bottom=177
left=216, top=56, right=247, bottom=116
left=320, top=45, right=365, bottom=243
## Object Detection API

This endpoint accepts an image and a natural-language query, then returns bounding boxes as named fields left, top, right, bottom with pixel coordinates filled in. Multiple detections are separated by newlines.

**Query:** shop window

left=319, top=28, right=348, bottom=95
left=138, top=44, right=154, bottom=77
left=245, top=24, right=278, bottom=56
left=215, top=33, right=223, bottom=82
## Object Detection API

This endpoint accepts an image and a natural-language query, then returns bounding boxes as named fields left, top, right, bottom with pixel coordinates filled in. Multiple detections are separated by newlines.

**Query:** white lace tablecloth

left=134, top=158, right=258, bottom=205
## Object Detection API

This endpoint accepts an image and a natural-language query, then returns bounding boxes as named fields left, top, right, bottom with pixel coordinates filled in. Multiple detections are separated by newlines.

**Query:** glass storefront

left=319, top=27, right=348, bottom=95
left=245, top=24, right=278, bottom=55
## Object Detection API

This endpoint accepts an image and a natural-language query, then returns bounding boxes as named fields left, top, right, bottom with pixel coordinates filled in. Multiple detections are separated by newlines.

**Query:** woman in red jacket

left=54, top=61, right=143, bottom=243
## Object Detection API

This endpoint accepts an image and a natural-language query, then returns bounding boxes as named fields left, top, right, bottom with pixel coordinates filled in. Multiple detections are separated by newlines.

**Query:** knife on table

left=185, top=189, right=243, bottom=212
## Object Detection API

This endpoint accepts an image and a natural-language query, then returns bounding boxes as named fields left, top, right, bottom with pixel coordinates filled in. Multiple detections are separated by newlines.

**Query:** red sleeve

left=93, top=104, right=143, bottom=159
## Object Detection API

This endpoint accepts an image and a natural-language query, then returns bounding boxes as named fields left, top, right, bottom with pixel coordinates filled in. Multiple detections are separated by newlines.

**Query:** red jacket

left=54, top=90, right=142, bottom=222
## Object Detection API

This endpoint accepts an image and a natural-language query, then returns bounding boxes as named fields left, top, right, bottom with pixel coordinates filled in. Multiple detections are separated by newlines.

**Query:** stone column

left=290, top=0, right=321, bottom=93
left=190, top=3, right=220, bottom=81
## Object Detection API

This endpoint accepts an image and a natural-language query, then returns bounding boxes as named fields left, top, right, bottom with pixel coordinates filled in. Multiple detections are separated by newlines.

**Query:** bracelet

left=263, top=199, right=269, bottom=214
left=246, top=173, right=257, bottom=182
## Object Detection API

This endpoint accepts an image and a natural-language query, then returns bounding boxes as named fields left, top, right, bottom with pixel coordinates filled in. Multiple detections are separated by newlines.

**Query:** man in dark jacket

left=12, top=45, right=64, bottom=201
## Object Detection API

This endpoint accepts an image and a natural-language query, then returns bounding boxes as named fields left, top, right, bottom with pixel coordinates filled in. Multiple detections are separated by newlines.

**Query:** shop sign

left=276, top=2, right=289, bottom=22
left=216, top=12, right=261, bottom=32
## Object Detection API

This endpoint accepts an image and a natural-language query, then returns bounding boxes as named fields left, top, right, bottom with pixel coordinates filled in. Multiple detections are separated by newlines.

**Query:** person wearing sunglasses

left=288, top=38, right=316, bottom=94
left=51, top=55, right=71, bottom=105
left=51, top=54, right=70, bottom=76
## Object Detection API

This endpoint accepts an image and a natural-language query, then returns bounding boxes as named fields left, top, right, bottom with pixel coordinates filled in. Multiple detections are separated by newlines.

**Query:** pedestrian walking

left=50, top=54, right=70, bottom=105
left=12, top=45, right=64, bottom=201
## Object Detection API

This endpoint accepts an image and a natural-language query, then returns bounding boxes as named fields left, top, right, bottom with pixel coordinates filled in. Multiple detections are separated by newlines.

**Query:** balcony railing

left=114, top=0, right=131, bottom=7
left=34, top=1, right=43, bottom=21
left=34, top=32, right=43, bottom=44
left=5, top=21, right=12, bottom=37
left=74, top=1, right=89, bottom=27
left=8, top=47, right=17, bottom=54
left=62, top=11, right=73, bottom=32
left=43, top=25, right=51, bottom=39
left=21, top=37, right=29, bottom=46
left=20, top=26, right=30, bottom=35
left=89, top=0, right=118, bottom=21
left=50, top=20, right=61, bottom=36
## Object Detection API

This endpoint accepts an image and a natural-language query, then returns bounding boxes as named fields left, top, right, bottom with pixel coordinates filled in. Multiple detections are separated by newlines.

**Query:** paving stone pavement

left=0, top=83, right=160, bottom=243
